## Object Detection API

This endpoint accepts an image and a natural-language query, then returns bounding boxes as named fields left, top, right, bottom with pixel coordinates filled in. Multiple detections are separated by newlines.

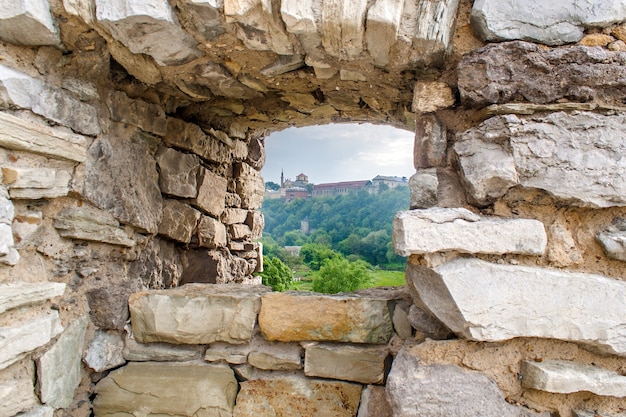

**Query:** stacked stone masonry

left=0, top=0, right=626, bottom=416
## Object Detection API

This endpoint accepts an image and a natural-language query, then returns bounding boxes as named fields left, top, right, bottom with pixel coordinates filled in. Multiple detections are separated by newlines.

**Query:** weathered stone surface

left=204, top=342, right=250, bottom=364
left=580, top=33, right=614, bottom=47
left=248, top=337, right=302, bottom=371
left=165, top=118, right=231, bottom=164
left=230, top=223, right=252, bottom=240
left=83, top=331, right=125, bottom=372
left=0, top=282, right=65, bottom=315
left=2, top=167, right=71, bottom=199
left=86, top=286, right=132, bottom=331
left=180, top=249, right=229, bottom=284
left=193, top=168, right=227, bottom=217
left=0, top=187, right=18, bottom=266
left=15, top=406, right=54, bottom=417
left=123, top=330, right=204, bottom=362
left=458, top=42, right=626, bottom=107
left=409, top=258, right=626, bottom=356
left=233, top=376, right=362, bottom=417
left=521, top=359, right=626, bottom=397
left=406, top=304, right=452, bottom=341
left=12, top=209, right=42, bottom=249
left=387, top=348, right=547, bottom=417
left=234, top=163, right=264, bottom=209
left=393, top=208, right=546, bottom=256
left=472, top=0, right=626, bottom=45
left=365, top=0, right=404, bottom=67
left=574, top=410, right=626, bottom=417
left=222, top=208, right=249, bottom=224
left=321, top=0, right=367, bottom=59
left=392, top=305, right=412, bottom=339
left=597, top=217, right=626, bottom=262
left=107, top=91, right=167, bottom=136
left=36, top=315, right=88, bottom=409
left=406, top=0, right=460, bottom=66
left=156, top=147, right=199, bottom=198
left=304, top=343, right=389, bottom=384
left=408, top=169, right=438, bottom=209
left=158, top=199, right=201, bottom=243
left=196, top=215, right=228, bottom=248
left=358, top=385, right=393, bottom=417
left=280, top=0, right=320, bottom=54
left=0, top=0, right=61, bottom=46
left=0, top=360, right=39, bottom=417
left=96, top=0, right=200, bottom=66
left=547, top=217, right=582, bottom=267
left=455, top=112, right=626, bottom=207
left=177, top=0, right=224, bottom=41
left=94, top=362, right=237, bottom=417
left=0, top=112, right=87, bottom=162
left=414, top=114, right=446, bottom=169
left=53, top=205, right=135, bottom=247
left=246, top=210, right=264, bottom=240
left=129, top=284, right=269, bottom=344
left=0, top=312, right=63, bottom=370
left=259, top=292, right=393, bottom=344
left=82, top=129, right=163, bottom=234
left=413, top=81, right=454, bottom=113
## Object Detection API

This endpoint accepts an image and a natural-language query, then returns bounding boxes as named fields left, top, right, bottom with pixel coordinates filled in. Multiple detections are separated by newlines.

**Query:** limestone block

left=575, top=410, right=626, bottom=417
left=123, top=330, right=204, bottom=362
left=234, top=162, right=264, bottom=209
left=165, top=118, right=231, bottom=164
left=226, top=192, right=242, bottom=208
left=158, top=199, right=201, bottom=243
left=246, top=136, right=266, bottom=170
left=107, top=91, right=167, bottom=136
left=547, top=217, right=582, bottom=267
left=472, top=0, right=626, bottom=45
left=248, top=338, right=302, bottom=371
left=86, top=286, right=131, bottom=331
left=230, top=223, right=252, bottom=240
left=410, top=0, right=460, bottom=66
left=455, top=112, right=626, bottom=207
left=393, top=208, right=546, bottom=256
left=259, top=292, right=393, bottom=344
left=155, top=147, right=199, bottom=198
left=83, top=331, right=125, bottom=372
left=36, top=315, right=88, bottom=409
left=414, top=114, right=446, bottom=169
left=412, top=81, right=454, bottom=113
left=233, top=376, right=362, bottom=417
left=204, top=342, right=250, bottom=364
left=0, top=282, right=65, bottom=315
left=2, top=167, right=71, bottom=199
left=521, top=360, right=626, bottom=397
left=222, top=208, right=249, bottom=224
left=458, top=42, right=626, bottom=107
left=246, top=210, right=264, bottom=240
left=0, top=360, right=39, bottom=417
left=0, top=0, right=61, bottom=46
left=94, top=362, right=238, bottom=417
left=12, top=210, right=42, bottom=249
left=0, top=312, right=63, bottom=370
left=408, top=258, right=626, bottom=356
left=321, top=0, right=368, bottom=59
left=365, top=0, right=404, bottom=67
left=82, top=130, right=163, bottom=234
left=193, top=167, right=227, bottom=217
left=15, top=406, right=54, bottom=417
left=304, top=343, right=389, bottom=384
left=280, top=0, right=320, bottom=53
left=95, top=0, right=200, bottom=66
left=387, top=348, right=548, bottom=417
left=357, top=385, right=393, bottom=417
left=129, top=284, right=269, bottom=344
left=408, top=169, right=438, bottom=209
left=197, top=215, right=227, bottom=248
left=339, top=69, right=367, bottom=82
left=0, top=112, right=87, bottom=162
left=0, top=65, right=100, bottom=136
left=53, top=205, right=135, bottom=247
left=597, top=217, right=626, bottom=262
left=63, top=0, right=96, bottom=24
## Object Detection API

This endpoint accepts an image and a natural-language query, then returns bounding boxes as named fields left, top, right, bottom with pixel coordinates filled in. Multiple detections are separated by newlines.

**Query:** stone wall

left=0, top=0, right=625, bottom=416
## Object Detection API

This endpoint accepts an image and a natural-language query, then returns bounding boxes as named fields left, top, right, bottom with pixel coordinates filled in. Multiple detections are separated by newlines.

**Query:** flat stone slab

left=407, top=258, right=626, bottom=356
left=304, top=342, right=389, bottom=384
left=259, top=292, right=393, bottom=344
left=53, top=206, right=135, bottom=247
left=233, top=376, right=362, bottom=417
left=123, top=331, right=204, bottom=362
left=521, top=360, right=626, bottom=397
left=129, top=284, right=270, bottom=344
left=393, top=208, right=547, bottom=256
left=0, top=0, right=61, bottom=46
left=94, top=362, right=237, bottom=417
left=0, top=282, right=65, bottom=315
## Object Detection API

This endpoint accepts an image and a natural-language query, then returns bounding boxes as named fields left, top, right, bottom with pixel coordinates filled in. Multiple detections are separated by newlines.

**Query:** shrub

left=312, top=258, right=372, bottom=294
left=260, top=256, right=293, bottom=292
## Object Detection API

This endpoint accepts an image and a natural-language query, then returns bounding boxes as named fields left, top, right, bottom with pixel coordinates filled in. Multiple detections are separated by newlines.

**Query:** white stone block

left=280, top=0, right=317, bottom=35
left=0, top=312, right=63, bottom=371
left=365, top=0, right=404, bottom=67
left=411, top=0, right=460, bottom=65
left=321, top=0, right=368, bottom=59
left=0, top=282, right=65, bottom=315
left=83, top=331, right=125, bottom=372
left=2, top=167, right=71, bottom=199
left=0, top=0, right=61, bottom=46
left=15, top=406, right=55, bottom=417
left=393, top=208, right=547, bottom=256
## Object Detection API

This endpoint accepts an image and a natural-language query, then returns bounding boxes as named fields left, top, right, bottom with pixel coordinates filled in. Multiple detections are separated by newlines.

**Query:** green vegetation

left=312, top=257, right=371, bottom=294
left=259, top=256, right=293, bottom=291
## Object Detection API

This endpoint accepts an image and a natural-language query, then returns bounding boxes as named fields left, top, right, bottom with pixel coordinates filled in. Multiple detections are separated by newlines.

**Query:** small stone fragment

left=83, top=331, right=125, bottom=372
left=596, top=217, right=626, bottom=262
left=408, top=169, right=438, bottom=209
left=357, top=385, right=393, bottom=417
left=412, top=81, right=454, bottom=113
left=158, top=200, right=201, bottom=243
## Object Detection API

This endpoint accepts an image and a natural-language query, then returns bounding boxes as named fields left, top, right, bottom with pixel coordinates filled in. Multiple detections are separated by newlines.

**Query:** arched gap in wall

left=259, top=123, right=414, bottom=293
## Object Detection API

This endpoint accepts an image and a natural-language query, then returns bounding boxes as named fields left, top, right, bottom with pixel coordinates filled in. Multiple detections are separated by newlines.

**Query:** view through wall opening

left=258, top=123, right=414, bottom=293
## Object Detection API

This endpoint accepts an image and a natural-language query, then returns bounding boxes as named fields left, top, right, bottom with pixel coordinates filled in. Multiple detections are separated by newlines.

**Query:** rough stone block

left=357, top=385, right=392, bottom=417
left=247, top=336, right=302, bottom=371
left=455, top=112, right=626, bottom=207
left=387, top=348, right=548, bottom=417
left=230, top=223, right=252, bottom=240
left=392, top=305, right=412, bottom=339
left=123, top=331, right=204, bottom=362
left=233, top=376, right=362, bottom=417
left=408, top=169, right=438, bottom=209
left=93, top=362, right=237, bottom=417
left=409, top=0, right=460, bottom=66
left=521, top=359, right=626, bottom=397
left=280, top=0, right=319, bottom=54
left=304, top=343, right=389, bottom=384
left=0, top=282, right=65, bottom=315
left=86, top=286, right=131, bottom=331
left=204, top=342, right=250, bottom=364
left=0, top=312, right=63, bottom=371
left=15, top=406, right=54, bottom=417
left=107, top=91, right=167, bottom=136
left=0, top=0, right=61, bottom=46
left=2, top=167, right=71, bottom=199
left=259, top=292, right=393, bottom=344
left=321, top=0, right=368, bottom=59
left=246, top=210, right=264, bottom=240
left=53, top=205, right=135, bottom=247
left=193, top=168, right=227, bottom=217
left=0, top=360, right=39, bottom=417
left=414, top=114, right=447, bottom=169
left=129, top=284, right=270, bottom=344
left=36, top=315, right=88, bottom=409
left=596, top=217, right=626, bottom=262
left=412, top=81, right=454, bottom=113
left=458, top=42, right=626, bottom=107
left=0, top=112, right=87, bottom=162
left=221, top=208, right=249, bottom=224
left=83, top=331, right=125, bottom=373
left=365, top=0, right=404, bottom=67
left=472, top=0, right=626, bottom=45
left=156, top=147, right=199, bottom=198
left=407, top=258, right=626, bottom=356
left=197, top=215, right=228, bottom=248
left=234, top=163, right=264, bottom=209
left=393, top=208, right=546, bottom=256
left=158, top=199, right=201, bottom=243
left=95, top=0, right=200, bottom=66
left=165, top=118, right=229, bottom=164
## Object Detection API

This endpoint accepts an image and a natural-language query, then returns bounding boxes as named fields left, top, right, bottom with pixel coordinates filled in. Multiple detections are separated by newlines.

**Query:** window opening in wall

left=259, top=123, right=413, bottom=294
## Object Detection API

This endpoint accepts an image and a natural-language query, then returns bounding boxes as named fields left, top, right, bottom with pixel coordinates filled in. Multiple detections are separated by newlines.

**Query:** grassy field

left=290, top=268, right=405, bottom=292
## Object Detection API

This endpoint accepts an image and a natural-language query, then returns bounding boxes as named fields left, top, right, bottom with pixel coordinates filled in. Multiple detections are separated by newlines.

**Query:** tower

left=280, top=169, right=284, bottom=188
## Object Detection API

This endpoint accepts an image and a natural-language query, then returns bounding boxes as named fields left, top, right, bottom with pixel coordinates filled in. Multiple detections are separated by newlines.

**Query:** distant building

left=284, top=186, right=309, bottom=201
left=312, top=180, right=372, bottom=197
left=371, top=175, right=408, bottom=190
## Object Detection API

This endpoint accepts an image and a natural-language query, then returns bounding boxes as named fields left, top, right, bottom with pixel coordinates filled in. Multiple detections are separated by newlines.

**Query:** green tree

left=265, top=181, right=280, bottom=191
left=300, top=243, right=342, bottom=270
left=260, top=256, right=293, bottom=291
left=312, top=258, right=372, bottom=294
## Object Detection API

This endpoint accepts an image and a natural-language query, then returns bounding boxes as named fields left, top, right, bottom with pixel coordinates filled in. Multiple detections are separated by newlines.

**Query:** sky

left=261, top=123, right=415, bottom=185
